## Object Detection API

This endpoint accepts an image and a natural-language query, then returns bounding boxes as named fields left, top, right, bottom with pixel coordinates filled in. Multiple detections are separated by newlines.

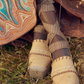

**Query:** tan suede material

left=38, top=4, right=55, bottom=16
left=49, top=41, right=69, bottom=53
left=31, top=39, right=49, bottom=53
left=42, top=20, right=67, bottom=44
left=37, top=0, right=55, bottom=16
left=34, top=25, right=47, bottom=34
left=52, top=75, right=79, bottom=84
left=47, top=33, right=56, bottom=44
left=51, top=56, right=79, bottom=84
left=29, top=39, right=51, bottom=67
left=28, top=39, right=51, bottom=78
left=37, top=0, right=67, bottom=44
left=29, top=54, right=51, bottom=68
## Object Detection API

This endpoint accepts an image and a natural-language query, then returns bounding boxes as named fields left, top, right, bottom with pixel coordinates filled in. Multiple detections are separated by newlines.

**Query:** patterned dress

left=55, top=0, right=84, bottom=37
left=0, top=0, right=37, bottom=45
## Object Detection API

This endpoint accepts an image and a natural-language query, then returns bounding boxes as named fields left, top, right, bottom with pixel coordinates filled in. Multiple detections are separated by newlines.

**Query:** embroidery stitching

left=29, top=53, right=51, bottom=58
left=51, top=70, right=78, bottom=79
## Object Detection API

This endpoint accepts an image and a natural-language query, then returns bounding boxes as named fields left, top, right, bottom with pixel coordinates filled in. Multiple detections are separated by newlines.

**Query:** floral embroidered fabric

left=0, top=0, right=37, bottom=45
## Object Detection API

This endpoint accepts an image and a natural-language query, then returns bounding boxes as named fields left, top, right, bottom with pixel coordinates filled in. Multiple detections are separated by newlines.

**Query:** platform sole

left=28, top=64, right=51, bottom=79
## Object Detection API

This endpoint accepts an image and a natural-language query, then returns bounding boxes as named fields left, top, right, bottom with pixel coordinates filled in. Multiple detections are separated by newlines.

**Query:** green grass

left=0, top=37, right=84, bottom=84
left=0, top=41, right=52, bottom=84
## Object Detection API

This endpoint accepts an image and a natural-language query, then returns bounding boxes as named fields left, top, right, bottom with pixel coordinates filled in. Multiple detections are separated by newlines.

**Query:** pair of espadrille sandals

left=28, top=0, right=79, bottom=84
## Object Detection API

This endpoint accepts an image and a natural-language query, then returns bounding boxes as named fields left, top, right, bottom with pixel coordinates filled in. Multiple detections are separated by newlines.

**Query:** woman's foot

left=28, top=25, right=51, bottom=78
left=51, top=56, right=79, bottom=84
left=36, top=0, right=79, bottom=83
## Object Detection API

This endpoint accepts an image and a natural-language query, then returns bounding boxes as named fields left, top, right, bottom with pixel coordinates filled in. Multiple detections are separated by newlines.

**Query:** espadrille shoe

left=28, top=39, right=51, bottom=78
left=48, top=34, right=79, bottom=83
left=48, top=34, right=79, bottom=84
left=51, top=56, right=79, bottom=84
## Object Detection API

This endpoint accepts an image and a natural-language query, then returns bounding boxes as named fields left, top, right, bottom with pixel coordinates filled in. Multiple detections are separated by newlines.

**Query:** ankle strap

left=34, top=25, right=47, bottom=34
left=37, top=0, right=55, bottom=16
left=49, top=41, right=69, bottom=53
left=41, top=0, right=54, bottom=4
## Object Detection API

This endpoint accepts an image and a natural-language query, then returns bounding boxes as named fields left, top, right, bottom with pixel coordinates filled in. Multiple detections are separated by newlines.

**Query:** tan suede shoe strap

left=47, top=32, right=67, bottom=45
left=49, top=41, right=69, bottom=53
left=43, top=20, right=67, bottom=44
left=43, top=20, right=60, bottom=33
left=37, top=0, right=55, bottom=16
left=41, top=0, right=54, bottom=4
left=34, top=25, right=47, bottom=34
left=47, top=33, right=56, bottom=44
left=51, top=70, right=78, bottom=79
left=37, top=4, right=55, bottom=16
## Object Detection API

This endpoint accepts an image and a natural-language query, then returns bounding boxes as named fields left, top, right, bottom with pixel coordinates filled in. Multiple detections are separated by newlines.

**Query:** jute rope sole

left=28, top=64, right=51, bottom=78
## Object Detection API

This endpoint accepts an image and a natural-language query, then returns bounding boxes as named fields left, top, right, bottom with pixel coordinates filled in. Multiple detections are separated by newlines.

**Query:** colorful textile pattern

left=0, top=0, right=37, bottom=45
